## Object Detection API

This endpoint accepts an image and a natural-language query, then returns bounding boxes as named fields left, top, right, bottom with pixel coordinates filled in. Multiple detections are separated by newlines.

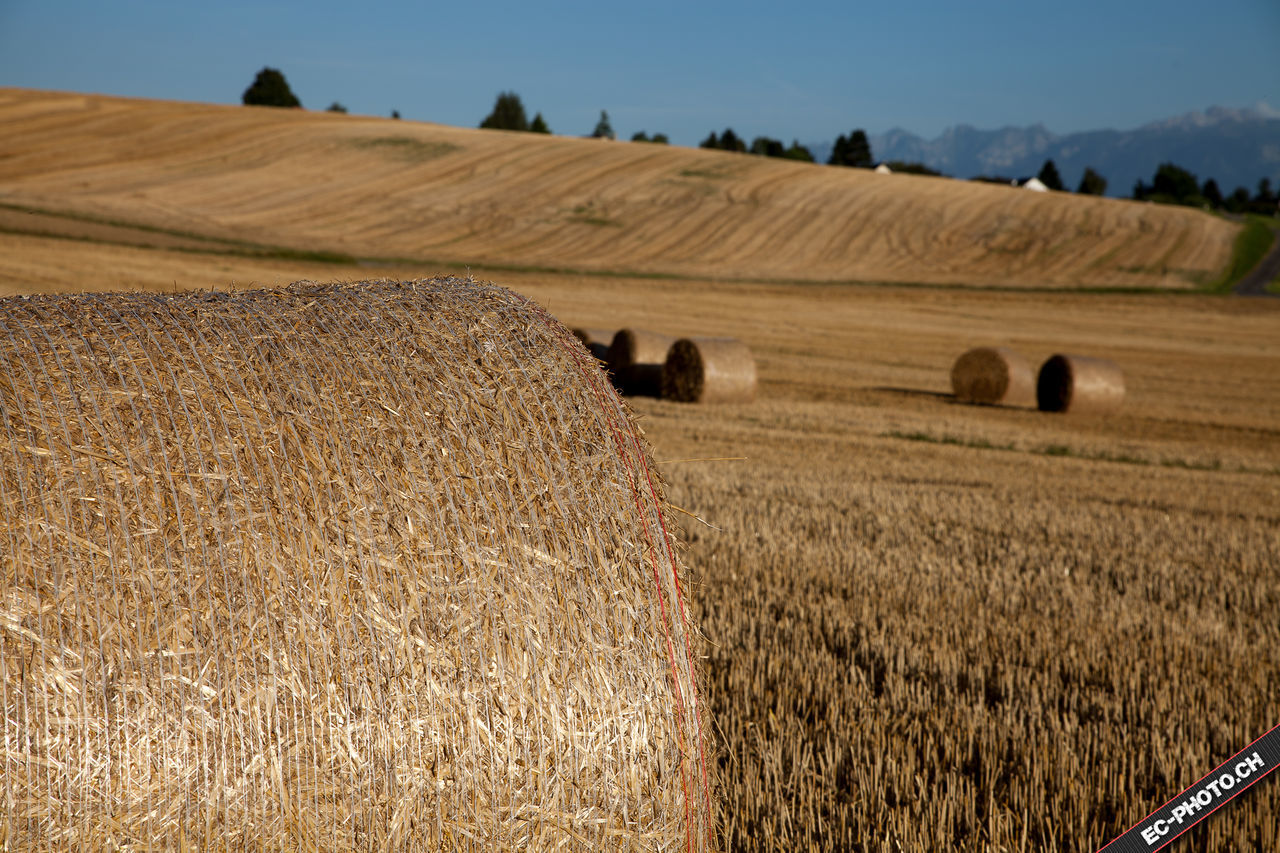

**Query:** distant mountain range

left=808, top=106, right=1280, bottom=197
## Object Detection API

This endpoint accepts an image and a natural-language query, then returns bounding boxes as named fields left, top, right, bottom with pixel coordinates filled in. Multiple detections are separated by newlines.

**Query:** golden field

left=2, top=89, right=1278, bottom=851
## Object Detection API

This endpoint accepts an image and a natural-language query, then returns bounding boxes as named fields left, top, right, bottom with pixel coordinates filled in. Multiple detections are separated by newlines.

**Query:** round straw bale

left=1037, top=353, right=1126, bottom=414
left=570, top=326, right=613, bottom=362
left=0, top=279, right=714, bottom=852
left=661, top=337, right=758, bottom=404
left=606, top=328, right=676, bottom=397
left=950, top=346, right=1035, bottom=407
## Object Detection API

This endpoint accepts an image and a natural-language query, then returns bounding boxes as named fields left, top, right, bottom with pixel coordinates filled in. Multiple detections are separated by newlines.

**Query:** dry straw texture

left=571, top=327, right=614, bottom=363
left=0, top=278, right=714, bottom=852
left=950, top=346, right=1035, bottom=407
left=607, top=329, right=676, bottom=398
left=1037, top=353, right=1126, bottom=414
left=661, top=339, right=758, bottom=404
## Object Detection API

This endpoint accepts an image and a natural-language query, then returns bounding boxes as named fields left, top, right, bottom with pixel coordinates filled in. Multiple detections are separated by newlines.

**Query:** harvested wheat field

left=0, top=279, right=713, bottom=851
left=0, top=88, right=1242, bottom=290
left=1, top=87, right=1278, bottom=852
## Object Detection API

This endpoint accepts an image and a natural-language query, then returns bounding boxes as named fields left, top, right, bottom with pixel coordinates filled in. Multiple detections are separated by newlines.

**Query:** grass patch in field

left=350, top=136, right=461, bottom=161
left=884, top=430, right=1014, bottom=452
left=566, top=203, right=623, bottom=228
left=884, top=431, right=1275, bottom=476
left=678, top=165, right=743, bottom=181
left=1209, top=216, right=1276, bottom=292
left=1160, top=456, right=1223, bottom=472
left=569, top=215, right=622, bottom=228
left=0, top=201, right=357, bottom=265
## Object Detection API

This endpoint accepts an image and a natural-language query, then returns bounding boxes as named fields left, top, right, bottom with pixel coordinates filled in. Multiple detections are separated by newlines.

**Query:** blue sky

left=1, top=0, right=1277, bottom=146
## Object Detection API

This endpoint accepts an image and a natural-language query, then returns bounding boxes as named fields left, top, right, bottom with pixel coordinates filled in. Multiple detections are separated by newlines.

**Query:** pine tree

left=828, top=129, right=872, bottom=167
left=326, top=102, right=347, bottom=114
left=1037, top=159, right=1064, bottom=191
left=1201, top=178, right=1223, bottom=208
left=1077, top=167, right=1107, bottom=196
left=699, top=131, right=719, bottom=150
left=480, top=92, right=529, bottom=131
left=591, top=110, right=615, bottom=140
left=784, top=140, right=814, bottom=162
left=750, top=136, right=785, bottom=158
left=242, top=68, right=301, bottom=108
left=718, top=128, right=745, bottom=152
left=529, top=112, right=550, bottom=134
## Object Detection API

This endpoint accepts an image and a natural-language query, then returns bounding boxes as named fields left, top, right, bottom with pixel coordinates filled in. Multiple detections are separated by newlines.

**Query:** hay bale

left=661, top=338, right=758, bottom=404
left=950, top=346, right=1035, bottom=407
left=571, top=326, right=613, bottom=362
left=0, top=279, right=714, bottom=852
left=606, top=328, right=675, bottom=397
left=1037, top=353, right=1126, bottom=414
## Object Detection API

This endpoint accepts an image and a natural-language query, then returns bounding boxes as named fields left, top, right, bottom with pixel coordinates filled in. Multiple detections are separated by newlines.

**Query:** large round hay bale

left=661, top=338, right=758, bottom=404
left=570, top=326, right=613, bottom=363
left=606, top=328, right=675, bottom=397
left=0, top=279, right=714, bottom=852
left=950, top=346, right=1035, bottom=407
left=1036, top=353, right=1126, bottom=414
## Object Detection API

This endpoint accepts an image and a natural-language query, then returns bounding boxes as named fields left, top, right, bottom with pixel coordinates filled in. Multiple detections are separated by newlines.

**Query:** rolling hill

left=0, top=88, right=1241, bottom=291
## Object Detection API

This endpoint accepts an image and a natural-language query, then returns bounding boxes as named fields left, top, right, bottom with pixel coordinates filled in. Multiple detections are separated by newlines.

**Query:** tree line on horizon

left=241, top=69, right=1278, bottom=215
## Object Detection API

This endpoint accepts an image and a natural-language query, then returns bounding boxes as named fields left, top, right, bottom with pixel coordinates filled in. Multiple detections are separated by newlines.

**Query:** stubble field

left=2, top=89, right=1278, bottom=851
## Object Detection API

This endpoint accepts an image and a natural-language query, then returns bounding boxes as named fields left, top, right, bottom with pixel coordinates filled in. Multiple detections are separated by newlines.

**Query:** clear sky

left=2, top=0, right=1277, bottom=146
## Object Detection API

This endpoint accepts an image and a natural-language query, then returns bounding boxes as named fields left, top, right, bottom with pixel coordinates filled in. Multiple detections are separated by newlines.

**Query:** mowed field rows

left=0, top=88, right=1240, bottom=290
left=2, top=89, right=1278, bottom=851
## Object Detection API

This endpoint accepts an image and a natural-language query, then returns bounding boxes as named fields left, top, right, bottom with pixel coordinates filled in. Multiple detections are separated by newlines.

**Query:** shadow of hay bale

left=570, top=326, right=614, bottom=364
left=0, top=278, right=715, bottom=851
left=606, top=328, right=675, bottom=397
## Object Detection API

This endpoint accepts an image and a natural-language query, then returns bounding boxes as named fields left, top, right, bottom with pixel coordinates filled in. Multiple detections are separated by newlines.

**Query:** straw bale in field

left=607, top=328, right=676, bottom=397
left=950, top=346, right=1035, bottom=407
left=1036, top=353, right=1126, bottom=414
left=661, top=338, right=758, bottom=404
left=571, top=327, right=614, bottom=363
left=0, top=278, right=714, bottom=852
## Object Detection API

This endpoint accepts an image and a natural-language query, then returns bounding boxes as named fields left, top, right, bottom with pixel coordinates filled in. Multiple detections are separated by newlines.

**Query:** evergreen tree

left=1150, top=162, right=1199, bottom=202
left=718, top=128, right=745, bottom=152
left=784, top=140, right=814, bottom=162
left=631, top=131, right=650, bottom=142
left=480, top=92, right=529, bottom=131
left=326, top=102, right=347, bottom=114
left=650, top=132, right=669, bottom=144
left=1037, top=159, right=1064, bottom=191
left=242, top=68, right=301, bottom=108
left=828, top=129, right=872, bottom=167
left=591, top=110, right=615, bottom=140
left=1077, top=167, right=1107, bottom=196
left=391, top=109, right=400, bottom=119
left=1201, top=178, right=1223, bottom=208
left=1226, top=186, right=1251, bottom=213
left=885, top=161, right=943, bottom=176
left=529, top=112, right=550, bottom=134
left=1256, top=178, right=1276, bottom=206
left=750, top=136, right=785, bottom=158
left=699, top=131, right=719, bottom=150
